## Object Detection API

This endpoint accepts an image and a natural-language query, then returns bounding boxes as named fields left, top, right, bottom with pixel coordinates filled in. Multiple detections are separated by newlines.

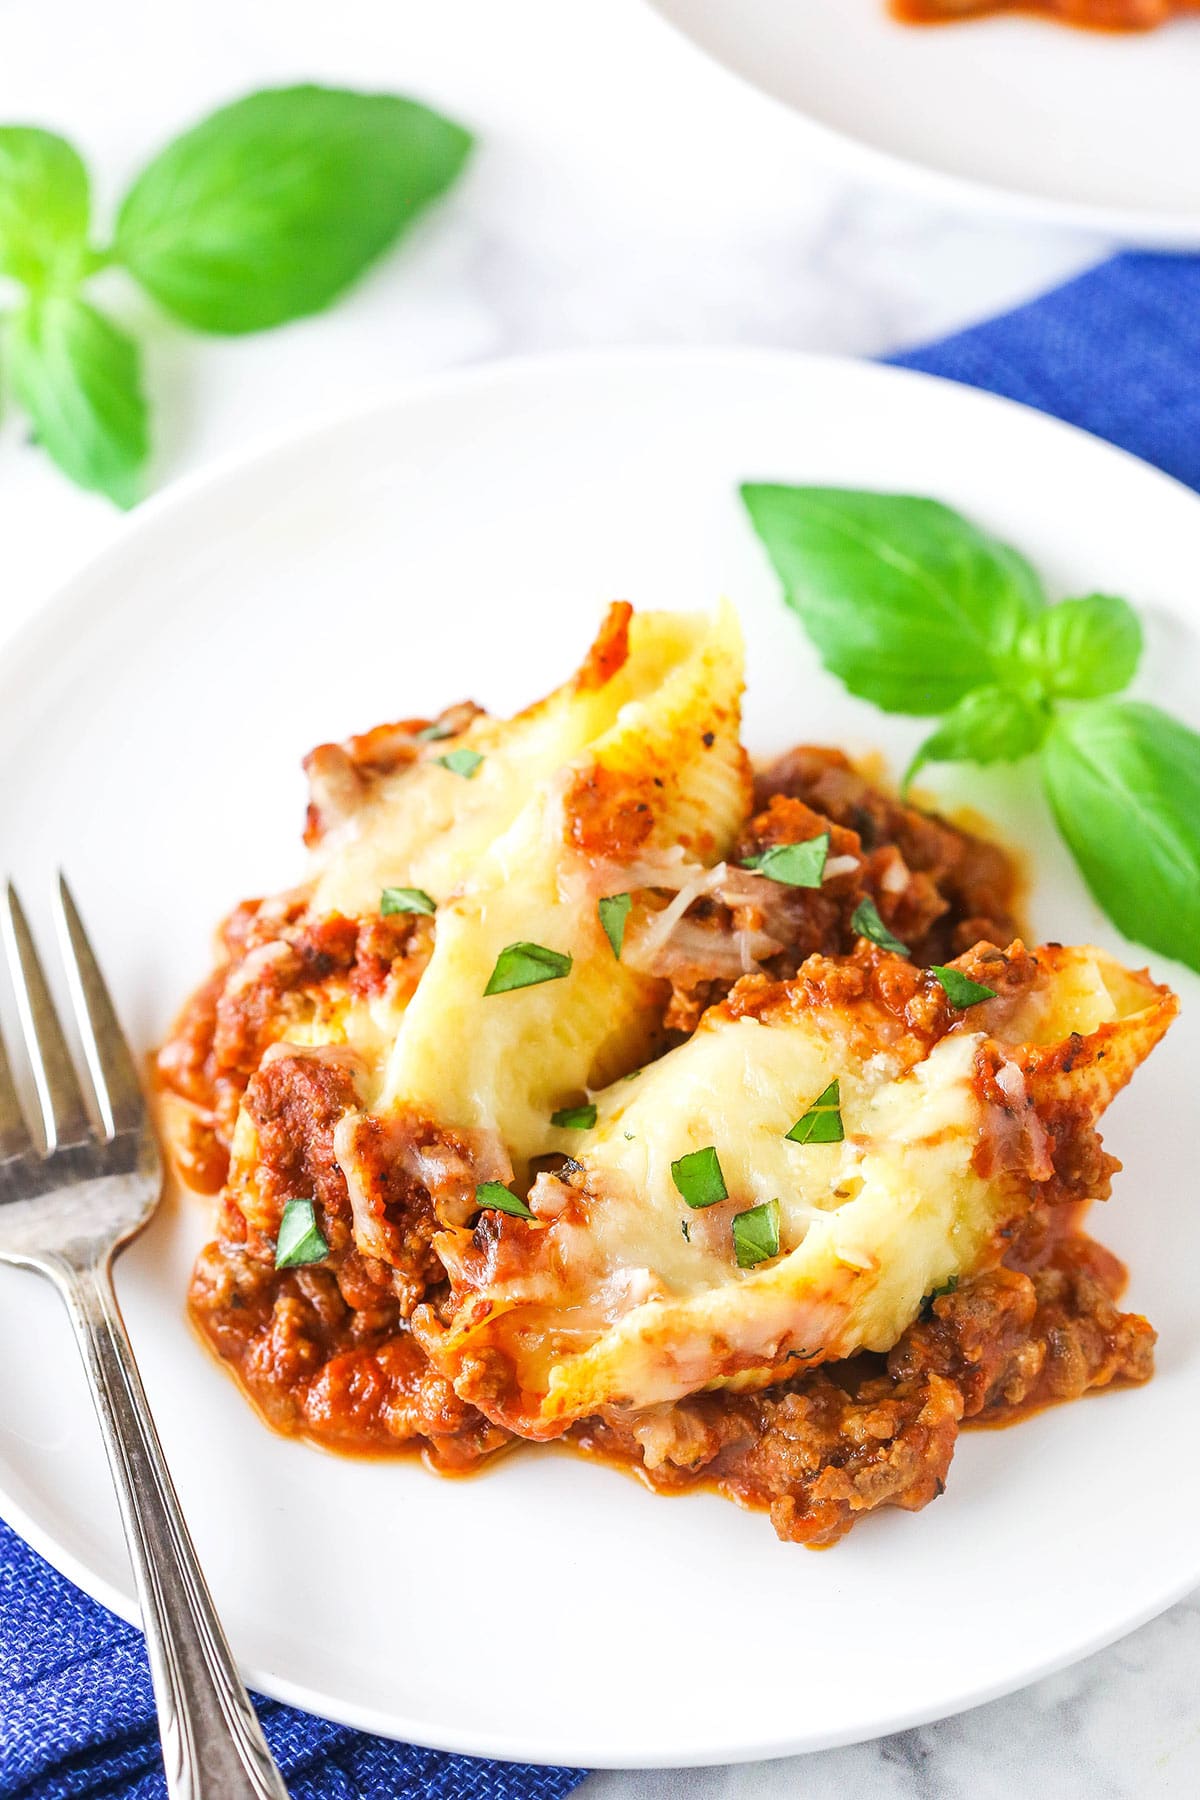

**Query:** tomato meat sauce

left=162, top=742, right=1156, bottom=1545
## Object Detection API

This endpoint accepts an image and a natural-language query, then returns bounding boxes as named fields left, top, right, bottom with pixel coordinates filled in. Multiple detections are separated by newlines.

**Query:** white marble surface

left=0, top=2, right=1188, bottom=1795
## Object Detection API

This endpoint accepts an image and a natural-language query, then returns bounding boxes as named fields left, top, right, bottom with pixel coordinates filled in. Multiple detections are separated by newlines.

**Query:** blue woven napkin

left=4, top=247, right=1200, bottom=1800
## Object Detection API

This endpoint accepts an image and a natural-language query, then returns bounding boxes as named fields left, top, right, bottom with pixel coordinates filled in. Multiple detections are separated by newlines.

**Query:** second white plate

left=649, top=0, right=1200, bottom=243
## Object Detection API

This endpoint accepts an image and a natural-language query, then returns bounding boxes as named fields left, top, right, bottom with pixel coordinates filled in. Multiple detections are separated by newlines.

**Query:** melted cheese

left=430, top=945, right=1176, bottom=1432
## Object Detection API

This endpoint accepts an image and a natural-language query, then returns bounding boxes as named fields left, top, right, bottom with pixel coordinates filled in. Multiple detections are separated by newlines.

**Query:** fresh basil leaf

left=930, top=966, right=996, bottom=1006
left=1021, top=593, right=1143, bottom=701
left=551, top=1103, right=597, bottom=1130
left=274, top=1197, right=328, bottom=1268
left=380, top=885, right=436, bottom=916
left=850, top=897, right=909, bottom=956
left=484, top=941, right=572, bottom=995
left=598, top=892, right=631, bottom=959
left=475, top=1181, right=534, bottom=1220
left=743, top=833, right=829, bottom=888
left=732, top=1199, right=781, bottom=1270
left=435, top=748, right=483, bottom=779
left=415, top=721, right=454, bottom=742
left=740, top=486, right=1044, bottom=716
left=7, top=297, right=148, bottom=506
left=786, top=1078, right=844, bottom=1145
left=671, top=1145, right=729, bottom=1209
left=1042, top=700, right=1200, bottom=972
left=0, top=128, right=90, bottom=287
left=905, top=685, right=1049, bottom=789
left=114, top=85, right=473, bottom=334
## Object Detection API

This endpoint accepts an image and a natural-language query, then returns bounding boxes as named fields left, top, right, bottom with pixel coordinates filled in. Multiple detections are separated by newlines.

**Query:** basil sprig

left=0, top=90, right=471, bottom=504
left=744, top=484, right=1200, bottom=974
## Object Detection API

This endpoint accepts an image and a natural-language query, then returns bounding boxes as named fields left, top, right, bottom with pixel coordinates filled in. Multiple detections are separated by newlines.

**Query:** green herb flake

left=484, top=941, right=572, bottom=995
left=930, top=966, right=997, bottom=1007
left=681, top=1219, right=691, bottom=1242
left=921, top=1274, right=959, bottom=1319
left=732, top=1199, right=781, bottom=1270
left=743, top=833, right=829, bottom=888
left=380, top=885, right=436, bottom=917
left=851, top=897, right=909, bottom=956
left=598, top=892, right=632, bottom=959
left=474, top=1181, right=534, bottom=1220
left=274, top=1198, right=328, bottom=1269
left=415, top=721, right=454, bottom=742
left=551, top=1103, right=597, bottom=1130
left=671, top=1145, right=729, bottom=1210
left=786, top=1078, right=844, bottom=1145
left=435, top=747, right=483, bottom=779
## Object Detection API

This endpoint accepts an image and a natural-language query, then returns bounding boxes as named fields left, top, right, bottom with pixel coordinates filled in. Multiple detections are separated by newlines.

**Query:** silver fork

left=0, top=878, right=289, bottom=1800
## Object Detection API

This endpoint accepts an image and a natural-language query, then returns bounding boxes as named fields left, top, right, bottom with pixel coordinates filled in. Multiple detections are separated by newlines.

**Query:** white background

left=3, top=2, right=1195, bottom=1795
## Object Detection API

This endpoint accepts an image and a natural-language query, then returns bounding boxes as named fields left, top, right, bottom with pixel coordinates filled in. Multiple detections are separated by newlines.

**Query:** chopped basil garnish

left=551, top=1103, right=597, bottom=1130
left=786, top=1078, right=844, bottom=1145
left=475, top=1181, right=534, bottom=1220
left=732, top=1199, right=781, bottom=1269
left=274, top=1198, right=328, bottom=1269
left=435, top=747, right=483, bottom=779
left=415, top=721, right=454, bottom=742
left=484, top=941, right=573, bottom=995
left=931, top=965, right=997, bottom=1006
left=598, top=892, right=631, bottom=959
left=921, top=1273, right=959, bottom=1319
left=671, top=1145, right=728, bottom=1209
left=851, top=896, right=909, bottom=956
left=380, top=885, right=436, bottom=917
left=743, top=832, right=829, bottom=888
left=681, top=1219, right=691, bottom=1242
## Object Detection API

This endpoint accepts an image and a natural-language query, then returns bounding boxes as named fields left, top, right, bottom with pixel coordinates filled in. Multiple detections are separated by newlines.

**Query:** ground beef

left=570, top=1233, right=1154, bottom=1547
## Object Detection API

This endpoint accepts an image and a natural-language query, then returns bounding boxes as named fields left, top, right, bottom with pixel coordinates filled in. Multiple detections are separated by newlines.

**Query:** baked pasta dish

left=159, top=604, right=1177, bottom=1547
left=891, top=0, right=1196, bottom=27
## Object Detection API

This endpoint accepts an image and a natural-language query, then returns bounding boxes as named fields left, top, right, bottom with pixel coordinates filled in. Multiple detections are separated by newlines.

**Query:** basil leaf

left=732, top=1199, right=781, bottom=1270
left=786, top=1079, right=844, bottom=1145
left=551, top=1103, right=597, bottom=1130
left=671, top=1145, right=728, bottom=1209
left=0, top=128, right=90, bottom=287
left=740, top=486, right=1044, bottom=716
left=850, top=897, right=909, bottom=956
left=930, top=966, right=996, bottom=1006
left=484, top=941, right=572, bottom=995
left=7, top=297, right=148, bottom=506
left=274, top=1197, right=328, bottom=1268
left=905, top=685, right=1049, bottom=790
left=1022, top=594, right=1143, bottom=701
left=415, top=722, right=454, bottom=742
left=475, top=1181, right=534, bottom=1220
left=743, top=833, right=829, bottom=888
left=598, top=892, right=631, bottom=959
left=114, top=85, right=473, bottom=334
left=380, top=885, right=436, bottom=916
left=435, top=748, right=483, bottom=779
left=1042, top=700, right=1200, bottom=972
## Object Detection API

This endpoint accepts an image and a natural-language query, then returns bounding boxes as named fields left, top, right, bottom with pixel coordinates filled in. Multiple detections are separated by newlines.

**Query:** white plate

left=2, top=349, right=1200, bottom=1769
left=648, top=0, right=1200, bottom=244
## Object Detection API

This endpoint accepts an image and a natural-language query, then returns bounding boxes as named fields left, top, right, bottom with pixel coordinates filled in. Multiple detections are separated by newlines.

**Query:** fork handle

left=55, top=1254, right=290, bottom=1800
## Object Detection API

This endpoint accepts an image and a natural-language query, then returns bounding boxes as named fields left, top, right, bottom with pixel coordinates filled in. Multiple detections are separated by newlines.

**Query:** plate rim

left=642, top=0, right=1200, bottom=248
left=4, top=344, right=1200, bottom=1767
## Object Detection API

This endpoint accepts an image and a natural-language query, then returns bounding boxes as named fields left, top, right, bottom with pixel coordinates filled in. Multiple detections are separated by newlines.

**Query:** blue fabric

left=0, top=1518, right=582, bottom=1799
left=4, top=245, right=1200, bottom=1799
left=891, top=250, right=1200, bottom=496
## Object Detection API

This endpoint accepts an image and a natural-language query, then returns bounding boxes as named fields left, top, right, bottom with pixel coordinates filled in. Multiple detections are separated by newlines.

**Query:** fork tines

left=1, top=878, right=145, bottom=1157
